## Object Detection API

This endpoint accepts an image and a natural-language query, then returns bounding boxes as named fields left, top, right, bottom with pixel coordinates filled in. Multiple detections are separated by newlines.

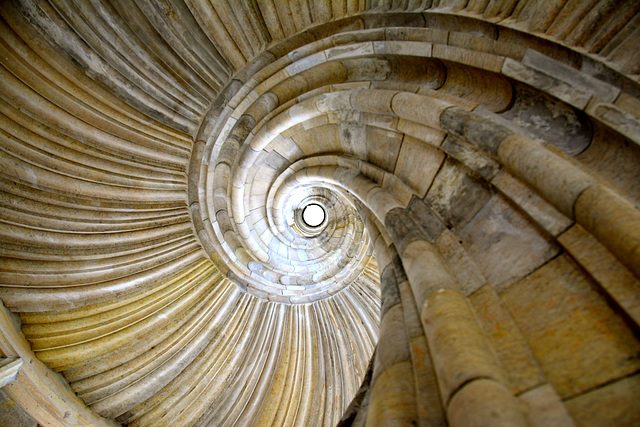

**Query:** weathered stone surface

left=498, top=83, right=593, bottom=156
left=426, top=158, right=494, bottom=230
left=441, top=135, right=501, bottom=180
left=433, top=44, right=505, bottom=72
left=586, top=96, right=640, bottom=147
left=380, top=264, right=401, bottom=318
left=366, top=127, right=403, bottom=172
left=469, top=285, right=545, bottom=394
left=402, top=240, right=459, bottom=308
left=492, top=170, right=572, bottom=237
left=440, top=107, right=512, bottom=156
left=521, top=49, right=620, bottom=103
left=406, top=196, right=447, bottom=243
left=458, top=194, right=559, bottom=289
left=367, top=362, right=418, bottom=426
left=575, top=122, right=640, bottom=205
left=502, top=58, right=592, bottom=109
left=0, top=390, right=37, bottom=427
left=448, top=379, right=527, bottom=427
left=559, top=224, right=640, bottom=325
left=374, top=305, right=411, bottom=382
left=1, top=3, right=639, bottom=427
left=565, top=374, right=640, bottom=427
left=436, top=231, right=486, bottom=296
left=497, top=134, right=597, bottom=218
left=574, top=184, right=640, bottom=280
left=519, top=384, right=575, bottom=427
left=384, top=208, right=429, bottom=255
left=394, top=135, right=445, bottom=198
left=500, top=255, right=640, bottom=398
left=408, top=335, right=447, bottom=427
left=422, top=289, right=508, bottom=403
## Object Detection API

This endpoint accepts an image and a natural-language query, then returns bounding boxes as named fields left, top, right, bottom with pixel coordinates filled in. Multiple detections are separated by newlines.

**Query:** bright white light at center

left=302, top=204, right=325, bottom=227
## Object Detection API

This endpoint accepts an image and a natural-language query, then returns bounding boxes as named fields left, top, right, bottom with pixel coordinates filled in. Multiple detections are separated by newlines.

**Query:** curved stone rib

left=0, top=2, right=639, bottom=427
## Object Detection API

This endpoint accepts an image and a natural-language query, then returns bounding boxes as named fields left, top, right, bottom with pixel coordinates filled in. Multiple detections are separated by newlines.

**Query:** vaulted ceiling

left=1, top=1, right=640, bottom=426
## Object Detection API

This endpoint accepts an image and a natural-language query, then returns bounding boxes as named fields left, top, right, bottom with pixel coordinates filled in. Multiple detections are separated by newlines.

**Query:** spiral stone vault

left=0, top=1, right=640, bottom=426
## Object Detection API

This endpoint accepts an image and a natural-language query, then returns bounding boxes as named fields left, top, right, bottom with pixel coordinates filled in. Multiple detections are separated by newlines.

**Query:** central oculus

left=302, top=204, right=325, bottom=227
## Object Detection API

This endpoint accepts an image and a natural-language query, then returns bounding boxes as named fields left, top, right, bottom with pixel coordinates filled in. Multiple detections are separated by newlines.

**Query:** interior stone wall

left=0, top=1, right=639, bottom=426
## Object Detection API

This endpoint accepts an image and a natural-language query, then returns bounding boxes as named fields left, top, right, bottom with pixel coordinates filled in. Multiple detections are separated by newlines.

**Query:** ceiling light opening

left=302, top=204, right=325, bottom=228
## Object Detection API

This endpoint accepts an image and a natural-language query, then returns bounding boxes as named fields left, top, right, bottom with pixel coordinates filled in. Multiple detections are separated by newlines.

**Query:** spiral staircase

left=0, top=1, right=640, bottom=426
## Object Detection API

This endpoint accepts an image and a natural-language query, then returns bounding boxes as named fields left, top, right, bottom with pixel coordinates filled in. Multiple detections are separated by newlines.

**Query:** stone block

left=448, top=379, right=527, bottom=427
left=367, top=361, right=417, bottom=425
left=522, top=49, right=620, bottom=103
left=422, top=289, right=507, bottom=403
left=342, top=57, right=392, bottom=82
left=350, top=89, right=397, bottom=115
left=519, top=384, right=575, bottom=427
left=458, top=194, right=559, bottom=290
left=426, top=158, right=494, bottom=230
left=391, top=92, right=451, bottom=129
left=440, top=107, right=511, bottom=157
left=362, top=12, right=425, bottom=29
left=418, top=86, right=480, bottom=111
left=402, top=240, right=459, bottom=308
left=331, top=29, right=385, bottom=46
left=422, top=12, right=497, bottom=39
left=574, top=121, right=640, bottom=204
left=433, top=44, right=505, bottom=73
left=440, top=61, right=513, bottom=112
left=373, top=305, right=410, bottom=382
left=408, top=335, right=447, bottom=427
left=574, top=184, right=640, bottom=280
left=406, top=196, right=447, bottom=243
left=441, top=135, right=500, bottom=180
left=367, top=186, right=404, bottom=221
left=326, top=42, right=374, bottom=60
left=614, top=92, right=640, bottom=120
left=502, top=58, right=591, bottom=110
left=500, top=254, right=640, bottom=398
left=380, top=264, right=401, bottom=318
left=436, top=231, right=486, bottom=296
left=0, top=389, right=37, bottom=427
left=385, top=27, right=448, bottom=44
left=496, top=83, right=592, bottom=156
left=384, top=208, right=428, bottom=256
left=448, top=31, right=526, bottom=60
left=339, top=121, right=367, bottom=158
left=366, top=127, right=403, bottom=172
left=558, top=224, right=640, bottom=325
left=565, top=374, right=640, bottom=427
left=381, top=175, right=413, bottom=208
left=360, top=160, right=385, bottom=185
left=469, top=285, right=545, bottom=394
left=361, top=112, right=398, bottom=130
left=396, top=119, right=446, bottom=146
left=497, top=134, right=597, bottom=218
left=396, top=279, right=422, bottom=340
left=395, top=135, right=445, bottom=198
left=586, top=97, right=640, bottom=147
left=492, top=170, right=572, bottom=237
left=373, top=41, right=432, bottom=57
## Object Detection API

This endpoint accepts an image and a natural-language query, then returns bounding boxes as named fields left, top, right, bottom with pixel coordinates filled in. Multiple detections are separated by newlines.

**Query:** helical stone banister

left=1, top=3, right=640, bottom=426
left=187, top=15, right=640, bottom=425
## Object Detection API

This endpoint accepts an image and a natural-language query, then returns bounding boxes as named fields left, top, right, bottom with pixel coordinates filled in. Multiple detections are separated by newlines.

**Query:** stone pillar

left=385, top=203, right=528, bottom=427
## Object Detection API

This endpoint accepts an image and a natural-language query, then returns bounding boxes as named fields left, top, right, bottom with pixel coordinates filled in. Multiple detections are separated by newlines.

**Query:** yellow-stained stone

left=447, top=379, right=527, bottom=427
left=565, top=374, right=640, bottom=427
left=469, top=285, right=546, bottom=394
left=0, top=2, right=639, bottom=426
left=500, top=254, right=640, bottom=398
